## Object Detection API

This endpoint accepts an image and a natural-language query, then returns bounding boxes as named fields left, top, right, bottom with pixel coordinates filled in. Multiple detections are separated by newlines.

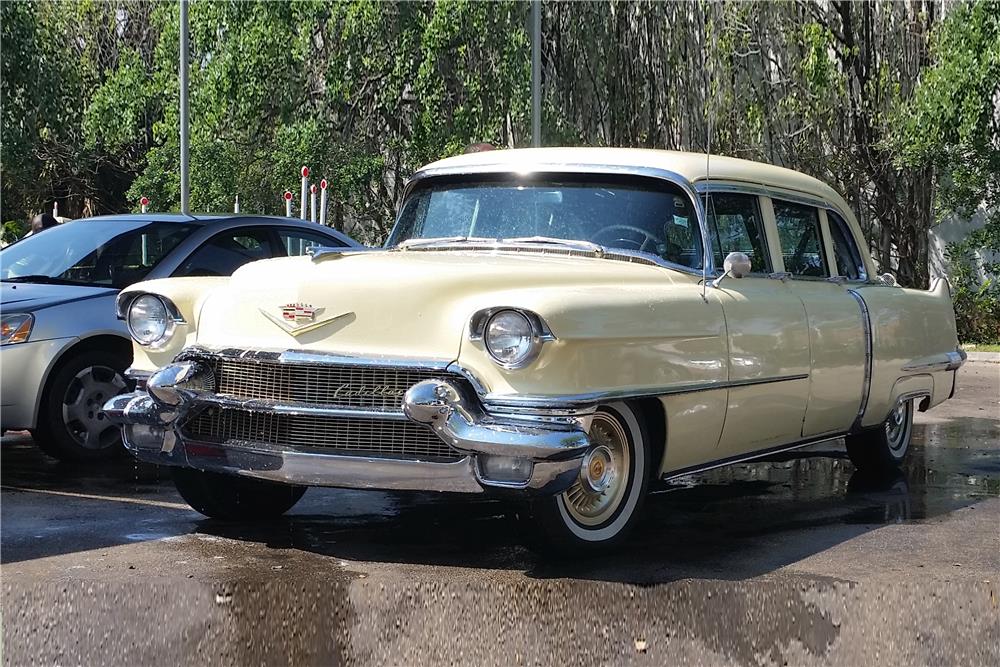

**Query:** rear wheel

left=35, top=350, right=130, bottom=462
left=845, top=399, right=914, bottom=474
left=528, top=402, right=649, bottom=555
left=172, top=468, right=307, bottom=520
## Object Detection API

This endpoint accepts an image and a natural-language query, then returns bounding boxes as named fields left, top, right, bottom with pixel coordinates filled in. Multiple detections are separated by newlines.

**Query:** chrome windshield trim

left=400, top=163, right=714, bottom=275
left=175, top=346, right=454, bottom=372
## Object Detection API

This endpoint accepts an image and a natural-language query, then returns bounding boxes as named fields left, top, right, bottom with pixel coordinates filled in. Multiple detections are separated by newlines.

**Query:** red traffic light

left=283, top=191, right=293, bottom=201
left=301, top=166, right=310, bottom=178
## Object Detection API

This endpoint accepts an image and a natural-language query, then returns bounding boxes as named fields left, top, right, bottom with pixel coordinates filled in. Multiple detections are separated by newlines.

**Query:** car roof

left=80, top=213, right=328, bottom=226
left=418, top=147, right=848, bottom=210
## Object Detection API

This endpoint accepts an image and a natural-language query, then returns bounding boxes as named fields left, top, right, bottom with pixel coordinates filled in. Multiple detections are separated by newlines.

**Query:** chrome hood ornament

left=260, top=303, right=352, bottom=337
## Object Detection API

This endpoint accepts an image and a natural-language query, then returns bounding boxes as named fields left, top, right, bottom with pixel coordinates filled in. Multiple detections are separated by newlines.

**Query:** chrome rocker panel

left=102, top=361, right=589, bottom=496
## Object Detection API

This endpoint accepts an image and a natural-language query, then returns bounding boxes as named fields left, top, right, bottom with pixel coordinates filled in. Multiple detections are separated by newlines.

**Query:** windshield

left=388, top=176, right=704, bottom=269
left=0, top=219, right=195, bottom=288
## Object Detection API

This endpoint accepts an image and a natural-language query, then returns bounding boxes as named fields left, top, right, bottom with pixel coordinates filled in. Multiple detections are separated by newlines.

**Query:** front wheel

left=528, top=402, right=650, bottom=555
left=35, top=350, right=130, bottom=462
left=172, top=468, right=307, bottom=520
left=845, top=399, right=914, bottom=474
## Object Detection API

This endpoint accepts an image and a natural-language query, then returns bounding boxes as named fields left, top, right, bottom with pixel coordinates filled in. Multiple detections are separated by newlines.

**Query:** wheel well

left=38, top=335, right=133, bottom=415
left=632, top=397, right=666, bottom=480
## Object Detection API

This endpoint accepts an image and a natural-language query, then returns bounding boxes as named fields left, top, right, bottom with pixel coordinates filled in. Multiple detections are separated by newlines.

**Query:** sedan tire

left=35, top=349, right=130, bottom=462
left=172, top=468, right=307, bottom=521
left=528, top=402, right=650, bottom=555
left=845, top=398, right=914, bottom=475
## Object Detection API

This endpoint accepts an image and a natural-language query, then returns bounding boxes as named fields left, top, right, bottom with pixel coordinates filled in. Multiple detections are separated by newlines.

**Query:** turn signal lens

left=479, top=455, right=534, bottom=484
left=0, top=313, right=34, bottom=345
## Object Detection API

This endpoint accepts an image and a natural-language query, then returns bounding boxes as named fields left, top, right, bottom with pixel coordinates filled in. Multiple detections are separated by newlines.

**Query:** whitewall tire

left=529, top=401, right=650, bottom=554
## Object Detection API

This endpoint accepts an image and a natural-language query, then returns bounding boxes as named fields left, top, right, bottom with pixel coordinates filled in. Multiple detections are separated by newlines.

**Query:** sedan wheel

left=35, top=349, right=131, bottom=462
left=845, top=398, right=915, bottom=475
left=529, top=402, right=650, bottom=554
left=61, top=365, right=127, bottom=450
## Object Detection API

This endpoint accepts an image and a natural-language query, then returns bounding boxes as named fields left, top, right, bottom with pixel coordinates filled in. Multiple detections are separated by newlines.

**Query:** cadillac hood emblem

left=282, top=303, right=317, bottom=322
left=260, top=303, right=352, bottom=337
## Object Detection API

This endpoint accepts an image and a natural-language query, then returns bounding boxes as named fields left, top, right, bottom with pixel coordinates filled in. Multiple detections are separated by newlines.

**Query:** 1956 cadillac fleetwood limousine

left=104, top=148, right=965, bottom=551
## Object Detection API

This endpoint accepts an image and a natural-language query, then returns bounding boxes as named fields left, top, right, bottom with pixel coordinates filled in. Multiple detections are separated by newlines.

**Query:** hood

left=194, top=249, right=676, bottom=360
left=0, top=282, right=118, bottom=313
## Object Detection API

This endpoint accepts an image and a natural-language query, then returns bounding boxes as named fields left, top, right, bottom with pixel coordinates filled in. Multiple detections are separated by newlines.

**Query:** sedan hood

left=194, top=249, right=671, bottom=360
left=0, top=282, right=117, bottom=313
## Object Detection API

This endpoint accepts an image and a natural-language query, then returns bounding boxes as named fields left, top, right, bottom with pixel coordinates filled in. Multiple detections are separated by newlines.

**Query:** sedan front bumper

left=102, top=362, right=591, bottom=496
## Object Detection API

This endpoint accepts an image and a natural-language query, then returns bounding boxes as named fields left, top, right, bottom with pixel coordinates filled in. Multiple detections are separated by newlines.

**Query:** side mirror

left=724, top=252, right=752, bottom=279
left=711, top=252, right=752, bottom=288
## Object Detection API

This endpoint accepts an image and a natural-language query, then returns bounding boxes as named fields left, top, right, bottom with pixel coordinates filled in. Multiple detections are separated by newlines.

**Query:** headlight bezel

left=0, top=313, right=35, bottom=345
left=125, top=293, right=184, bottom=348
left=470, top=307, right=554, bottom=369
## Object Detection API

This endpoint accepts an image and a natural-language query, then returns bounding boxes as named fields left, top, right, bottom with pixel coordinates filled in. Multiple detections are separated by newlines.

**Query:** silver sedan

left=0, top=213, right=357, bottom=461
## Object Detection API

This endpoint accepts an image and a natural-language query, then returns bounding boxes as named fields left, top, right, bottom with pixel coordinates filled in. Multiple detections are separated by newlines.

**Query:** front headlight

left=0, top=313, right=34, bottom=345
left=127, top=294, right=173, bottom=346
left=484, top=309, right=537, bottom=367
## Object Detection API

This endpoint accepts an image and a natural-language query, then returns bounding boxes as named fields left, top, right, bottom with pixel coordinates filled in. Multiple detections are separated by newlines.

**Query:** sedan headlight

left=127, top=294, right=174, bottom=347
left=0, top=313, right=34, bottom=345
left=484, top=309, right=537, bottom=368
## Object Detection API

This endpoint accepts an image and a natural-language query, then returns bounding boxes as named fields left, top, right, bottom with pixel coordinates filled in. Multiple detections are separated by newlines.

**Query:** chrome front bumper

left=102, top=361, right=590, bottom=496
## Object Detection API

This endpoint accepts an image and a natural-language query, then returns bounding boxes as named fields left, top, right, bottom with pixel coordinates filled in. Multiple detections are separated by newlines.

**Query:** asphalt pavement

left=2, top=363, right=998, bottom=666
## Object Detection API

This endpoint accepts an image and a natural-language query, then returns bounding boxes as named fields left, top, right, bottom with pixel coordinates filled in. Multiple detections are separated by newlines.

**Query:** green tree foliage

left=2, top=0, right=997, bottom=288
left=891, top=1, right=1000, bottom=342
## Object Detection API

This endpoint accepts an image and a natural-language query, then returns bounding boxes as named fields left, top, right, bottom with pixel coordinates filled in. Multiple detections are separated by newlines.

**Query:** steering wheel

left=592, top=224, right=660, bottom=253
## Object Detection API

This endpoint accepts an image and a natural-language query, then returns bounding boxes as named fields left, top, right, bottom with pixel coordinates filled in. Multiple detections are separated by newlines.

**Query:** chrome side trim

left=479, top=373, right=809, bottom=410
left=468, top=307, right=556, bottom=342
left=901, top=349, right=967, bottom=373
left=175, top=346, right=453, bottom=372
left=847, top=289, right=873, bottom=431
left=661, top=432, right=847, bottom=481
left=401, top=163, right=714, bottom=275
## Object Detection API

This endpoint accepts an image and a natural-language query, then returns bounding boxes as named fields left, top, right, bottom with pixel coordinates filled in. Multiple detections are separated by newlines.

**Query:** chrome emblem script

left=260, top=303, right=353, bottom=337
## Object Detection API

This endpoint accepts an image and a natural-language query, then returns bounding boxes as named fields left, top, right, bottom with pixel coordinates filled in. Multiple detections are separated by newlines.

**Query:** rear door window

left=773, top=201, right=827, bottom=278
left=174, top=227, right=274, bottom=277
left=707, top=193, right=771, bottom=273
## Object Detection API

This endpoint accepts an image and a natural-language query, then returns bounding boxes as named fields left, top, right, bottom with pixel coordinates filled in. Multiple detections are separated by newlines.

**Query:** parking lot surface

left=2, top=363, right=998, bottom=666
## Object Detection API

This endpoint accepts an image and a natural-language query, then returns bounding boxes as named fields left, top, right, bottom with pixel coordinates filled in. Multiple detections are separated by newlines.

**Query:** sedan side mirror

left=712, top=252, right=751, bottom=288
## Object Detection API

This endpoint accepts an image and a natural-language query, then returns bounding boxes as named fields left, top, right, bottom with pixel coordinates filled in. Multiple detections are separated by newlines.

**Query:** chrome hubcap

left=61, top=365, right=127, bottom=450
left=562, top=412, right=630, bottom=526
left=885, top=400, right=911, bottom=455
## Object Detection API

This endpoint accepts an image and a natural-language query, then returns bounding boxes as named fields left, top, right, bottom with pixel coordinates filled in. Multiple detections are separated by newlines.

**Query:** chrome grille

left=183, top=407, right=459, bottom=461
left=198, top=357, right=454, bottom=412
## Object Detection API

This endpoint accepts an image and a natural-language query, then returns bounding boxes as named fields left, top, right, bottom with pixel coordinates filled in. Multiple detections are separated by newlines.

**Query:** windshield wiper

left=1, top=275, right=95, bottom=286
left=398, top=236, right=494, bottom=249
left=499, top=236, right=606, bottom=253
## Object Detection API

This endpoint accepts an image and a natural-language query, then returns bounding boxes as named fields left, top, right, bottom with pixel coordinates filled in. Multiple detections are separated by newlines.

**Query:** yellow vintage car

left=104, top=148, right=965, bottom=551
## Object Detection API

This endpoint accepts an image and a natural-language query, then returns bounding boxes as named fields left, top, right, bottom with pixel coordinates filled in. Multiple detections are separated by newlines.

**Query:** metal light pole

left=531, top=0, right=541, bottom=148
left=179, top=0, right=190, bottom=214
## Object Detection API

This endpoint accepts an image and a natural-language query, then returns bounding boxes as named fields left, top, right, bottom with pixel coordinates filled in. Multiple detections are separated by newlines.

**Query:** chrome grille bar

left=183, top=407, right=460, bottom=461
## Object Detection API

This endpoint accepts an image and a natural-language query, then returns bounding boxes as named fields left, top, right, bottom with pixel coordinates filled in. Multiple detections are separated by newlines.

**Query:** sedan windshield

left=1, top=219, right=195, bottom=288
left=388, top=176, right=704, bottom=269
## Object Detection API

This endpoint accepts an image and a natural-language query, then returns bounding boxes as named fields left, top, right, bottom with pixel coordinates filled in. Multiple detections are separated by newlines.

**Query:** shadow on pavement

left=3, top=419, right=998, bottom=583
